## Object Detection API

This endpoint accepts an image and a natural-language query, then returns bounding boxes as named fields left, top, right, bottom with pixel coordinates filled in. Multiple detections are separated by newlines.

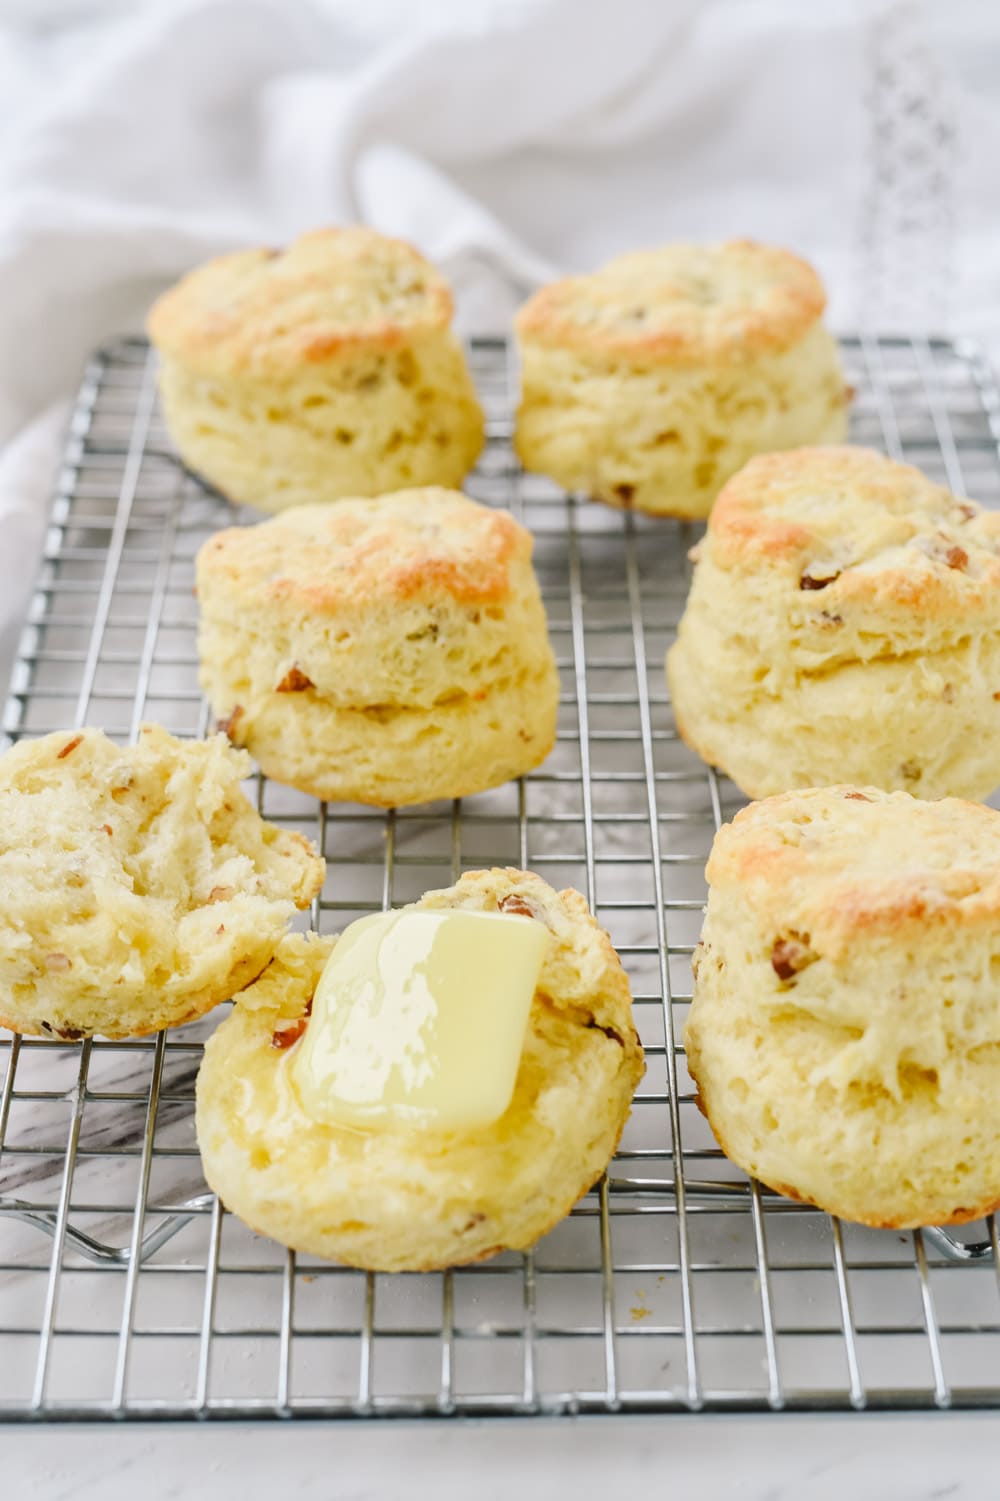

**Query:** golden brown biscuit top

left=515, top=240, right=826, bottom=363
left=147, top=227, right=454, bottom=378
left=197, top=489, right=533, bottom=612
left=704, top=446, right=1000, bottom=620
left=708, top=786, right=1000, bottom=951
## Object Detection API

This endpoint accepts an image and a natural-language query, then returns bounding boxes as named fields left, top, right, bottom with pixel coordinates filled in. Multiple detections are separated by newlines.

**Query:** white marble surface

left=6, top=1415, right=1000, bottom=1500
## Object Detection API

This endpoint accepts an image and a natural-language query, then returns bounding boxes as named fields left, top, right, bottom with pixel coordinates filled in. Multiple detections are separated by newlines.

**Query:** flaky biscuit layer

left=0, top=726, right=323, bottom=1039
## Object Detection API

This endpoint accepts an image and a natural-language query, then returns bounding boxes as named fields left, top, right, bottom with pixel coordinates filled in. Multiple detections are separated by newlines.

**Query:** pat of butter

left=291, top=908, right=549, bottom=1131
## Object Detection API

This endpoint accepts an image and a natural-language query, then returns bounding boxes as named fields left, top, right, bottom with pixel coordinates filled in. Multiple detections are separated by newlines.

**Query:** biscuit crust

left=667, top=447, right=1000, bottom=800
left=706, top=446, right=1000, bottom=622
left=195, top=869, right=645, bottom=1270
left=148, top=227, right=454, bottom=378
left=686, top=787, right=1000, bottom=1228
left=515, top=240, right=827, bottom=365
left=197, top=487, right=528, bottom=614
left=0, top=726, right=324, bottom=1040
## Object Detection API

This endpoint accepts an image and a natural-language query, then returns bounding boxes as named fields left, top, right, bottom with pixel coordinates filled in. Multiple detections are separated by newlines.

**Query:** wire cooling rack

left=3, top=335, right=1000, bottom=1422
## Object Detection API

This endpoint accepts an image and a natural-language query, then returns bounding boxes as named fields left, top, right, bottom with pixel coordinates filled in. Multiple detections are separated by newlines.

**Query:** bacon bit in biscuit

left=57, top=735, right=84, bottom=760
left=956, top=502, right=977, bottom=521
left=799, top=566, right=840, bottom=591
left=770, top=936, right=814, bottom=982
left=216, top=924, right=226, bottom=936
left=101, top=824, right=113, bottom=835
left=40, top=1020, right=86, bottom=1040
left=108, top=768, right=134, bottom=803
left=993, top=692, right=1000, bottom=702
left=275, top=664, right=314, bottom=693
left=587, top=1018, right=625, bottom=1047
left=499, top=893, right=537, bottom=919
left=271, top=1018, right=307, bottom=1049
left=945, top=544, right=968, bottom=571
left=405, top=622, right=439, bottom=643
left=613, top=483, right=636, bottom=506
left=44, top=953, right=72, bottom=972
left=271, top=998, right=312, bottom=1050
left=844, top=791, right=872, bottom=801
left=217, top=705, right=245, bottom=741
left=207, top=886, right=234, bottom=904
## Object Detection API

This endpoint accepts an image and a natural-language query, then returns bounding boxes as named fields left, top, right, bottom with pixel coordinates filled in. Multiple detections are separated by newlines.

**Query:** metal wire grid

left=3, top=336, right=1000, bottom=1421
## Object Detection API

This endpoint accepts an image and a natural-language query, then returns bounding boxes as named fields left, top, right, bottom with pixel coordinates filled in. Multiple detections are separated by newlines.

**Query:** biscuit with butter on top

left=686, top=785, right=1000, bottom=1228
left=195, top=868, right=645, bottom=1271
left=667, top=445, right=1000, bottom=801
left=0, top=725, right=324, bottom=1040
left=514, top=240, right=848, bottom=517
left=196, top=488, right=559, bottom=806
left=147, top=226, right=484, bottom=512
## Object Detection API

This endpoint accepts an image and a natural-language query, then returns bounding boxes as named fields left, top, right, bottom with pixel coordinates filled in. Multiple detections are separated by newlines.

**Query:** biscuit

left=514, top=240, right=848, bottom=517
left=0, top=725, right=324, bottom=1040
left=147, top=227, right=484, bottom=512
left=195, top=868, right=645, bottom=1270
left=668, top=446, right=1000, bottom=800
left=686, top=785, right=1000, bottom=1228
left=196, top=488, right=559, bottom=806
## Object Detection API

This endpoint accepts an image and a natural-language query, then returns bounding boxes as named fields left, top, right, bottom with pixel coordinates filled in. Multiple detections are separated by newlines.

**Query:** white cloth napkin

left=0, top=0, right=992, bottom=690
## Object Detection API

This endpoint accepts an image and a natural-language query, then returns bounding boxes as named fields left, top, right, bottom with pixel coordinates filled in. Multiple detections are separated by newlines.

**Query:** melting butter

left=291, top=908, right=549, bottom=1131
